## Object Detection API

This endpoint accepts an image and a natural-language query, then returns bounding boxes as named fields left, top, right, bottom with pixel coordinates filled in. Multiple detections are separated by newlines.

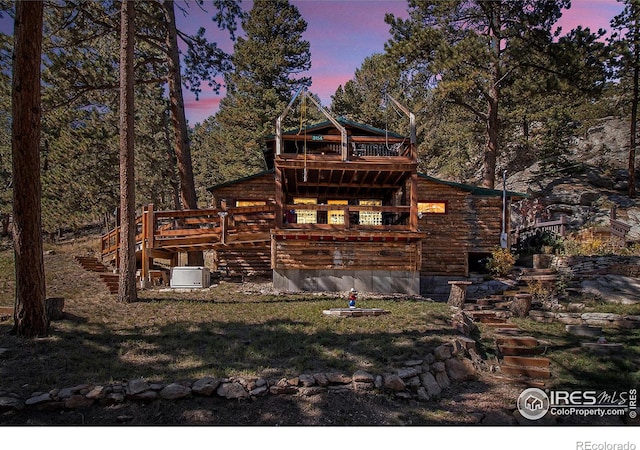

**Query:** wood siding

left=273, top=239, right=421, bottom=272
left=209, top=172, right=276, bottom=208
left=416, top=177, right=504, bottom=276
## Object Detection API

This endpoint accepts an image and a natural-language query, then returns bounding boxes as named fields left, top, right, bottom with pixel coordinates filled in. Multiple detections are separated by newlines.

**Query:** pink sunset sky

left=179, top=0, right=626, bottom=125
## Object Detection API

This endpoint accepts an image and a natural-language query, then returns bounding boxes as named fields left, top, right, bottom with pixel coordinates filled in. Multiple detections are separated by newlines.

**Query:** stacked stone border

left=529, top=311, right=640, bottom=328
left=0, top=335, right=482, bottom=414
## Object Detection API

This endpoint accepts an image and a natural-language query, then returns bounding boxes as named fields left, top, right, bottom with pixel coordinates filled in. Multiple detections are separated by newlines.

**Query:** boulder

left=445, top=357, right=476, bottom=382
left=420, top=372, right=442, bottom=398
left=192, top=377, right=221, bottom=396
left=160, top=383, right=191, bottom=400
left=383, top=374, right=405, bottom=392
left=218, top=382, right=250, bottom=399
left=434, top=344, right=452, bottom=360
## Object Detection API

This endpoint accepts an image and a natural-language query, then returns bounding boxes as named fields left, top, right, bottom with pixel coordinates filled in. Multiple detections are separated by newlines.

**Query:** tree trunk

left=482, top=7, right=501, bottom=190
left=163, top=0, right=204, bottom=266
left=118, top=0, right=137, bottom=303
left=11, top=1, right=48, bottom=337
left=630, top=7, right=639, bottom=199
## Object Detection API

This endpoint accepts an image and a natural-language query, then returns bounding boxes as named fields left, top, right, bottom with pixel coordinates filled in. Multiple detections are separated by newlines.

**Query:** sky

left=0, top=1, right=627, bottom=125
left=178, top=0, right=626, bottom=125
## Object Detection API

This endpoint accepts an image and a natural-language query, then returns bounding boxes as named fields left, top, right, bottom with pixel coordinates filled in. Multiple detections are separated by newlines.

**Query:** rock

left=192, top=377, right=221, bottom=396
left=383, top=374, right=405, bottom=392
left=25, top=393, right=51, bottom=406
left=298, top=386, right=326, bottom=396
left=127, top=379, right=150, bottom=396
left=102, top=392, right=125, bottom=405
left=269, top=385, right=297, bottom=395
left=416, top=387, right=430, bottom=401
left=326, top=372, right=352, bottom=384
left=445, top=357, right=476, bottom=382
left=299, top=374, right=316, bottom=387
left=397, top=367, right=421, bottom=379
left=287, top=376, right=299, bottom=386
left=432, top=361, right=446, bottom=373
left=313, top=373, right=329, bottom=387
left=160, top=383, right=191, bottom=400
left=0, top=396, right=24, bottom=412
left=129, top=390, right=157, bottom=401
left=249, top=385, right=269, bottom=396
left=435, top=371, right=451, bottom=390
left=352, top=370, right=374, bottom=383
left=86, top=386, right=107, bottom=400
left=419, top=372, right=442, bottom=398
left=403, top=360, right=423, bottom=366
left=434, top=344, right=452, bottom=360
left=405, top=376, right=422, bottom=388
left=218, top=382, right=249, bottom=399
left=57, top=387, right=75, bottom=399
left=374, top=375, right=383, bottom=389
left=64, top=394, right=94, bottom=409
left=353, top=382, right=375, bottom=392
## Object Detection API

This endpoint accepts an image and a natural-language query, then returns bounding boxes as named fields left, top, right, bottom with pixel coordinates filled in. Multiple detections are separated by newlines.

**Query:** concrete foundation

left=273, top=269, right=420, bottom=295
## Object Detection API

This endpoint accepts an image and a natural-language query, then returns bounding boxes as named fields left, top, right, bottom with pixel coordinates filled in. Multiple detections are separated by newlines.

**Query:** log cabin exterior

left=204, top=92, right=525, bottom=294
left=101, top=93, right=525, bottom=295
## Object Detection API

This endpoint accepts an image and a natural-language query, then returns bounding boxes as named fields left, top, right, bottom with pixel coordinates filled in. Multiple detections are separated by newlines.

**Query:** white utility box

left=170, top=267, right=210, bottom=288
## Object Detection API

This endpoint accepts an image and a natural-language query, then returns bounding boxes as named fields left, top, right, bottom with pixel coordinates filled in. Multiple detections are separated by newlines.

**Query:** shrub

left=486, top=247, right=516, bottom=277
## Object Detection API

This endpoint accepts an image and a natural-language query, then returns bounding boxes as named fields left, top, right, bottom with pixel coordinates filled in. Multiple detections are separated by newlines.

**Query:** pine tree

left=11, top=0, right=48, bottom=337
left=210, top=0, right=311, bottom=182
left=386, top=0, right=570, bottom=188
left=118, top=0, right=137, bottom=304
left=610, top=0, right=640, bottom=198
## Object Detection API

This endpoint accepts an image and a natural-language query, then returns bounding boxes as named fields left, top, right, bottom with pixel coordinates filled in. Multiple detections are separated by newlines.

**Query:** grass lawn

left=0, top=236, right=639, bottom=426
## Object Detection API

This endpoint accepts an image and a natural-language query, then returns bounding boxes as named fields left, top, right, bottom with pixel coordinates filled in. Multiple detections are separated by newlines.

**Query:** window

left=359, top=199, right=382, bottom=225
left=418, top=202, right=447, bottom=214
left=293, top=198, right=317, bottom=224
left=236, top=200, right=266, bottom=207
left=328, top=200, right=348, bottom=224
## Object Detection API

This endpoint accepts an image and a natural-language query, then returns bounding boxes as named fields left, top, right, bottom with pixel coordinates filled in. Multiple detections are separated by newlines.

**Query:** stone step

left=503, top=356, right=550, bottom=368
left=496, top=336, right=539, bottom=347
left=483, top=322, right=519, bottom=329
left=498, top=345, right=546, bottom=356
left=466, top=310, right=498, bottom=319
left=478, top=316, right=506, bottom=324
left=519, top=274, right=558, bottom=282
left=520, top=268, right=556, bottom=275
left=500, top=364, right=551, bottom=379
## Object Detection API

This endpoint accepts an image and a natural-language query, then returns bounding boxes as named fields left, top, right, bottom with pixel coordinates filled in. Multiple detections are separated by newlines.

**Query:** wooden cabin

left=102, top=92, right=524, bottom=295
left=205, top=92, right=525, bottom=295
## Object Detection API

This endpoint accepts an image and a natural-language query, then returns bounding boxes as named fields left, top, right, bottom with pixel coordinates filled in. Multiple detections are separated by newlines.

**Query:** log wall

left=416, top=177, right=504, bottom=276
left=209, top=172, right=276, bottom=208
left=273, top=239, right=421, bottom=272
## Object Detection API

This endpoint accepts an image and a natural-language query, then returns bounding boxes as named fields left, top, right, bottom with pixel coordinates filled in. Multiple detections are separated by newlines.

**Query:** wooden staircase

left=75, top=256, right=119, bottom=295
left=463, top=272, right=554, bottom=385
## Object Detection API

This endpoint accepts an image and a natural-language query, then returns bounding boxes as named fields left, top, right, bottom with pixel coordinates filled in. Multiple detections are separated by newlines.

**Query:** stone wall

left=0, top=337, right=479, bottom=415
left=550, top=255, right=640, bottom=278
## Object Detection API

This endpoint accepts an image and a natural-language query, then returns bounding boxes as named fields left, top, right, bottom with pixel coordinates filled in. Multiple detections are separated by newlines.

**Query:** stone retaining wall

left=0, top=337, right=479, bottom=414
left=550, top=255, right=640, bottom=277
left=529, top=310, right=640, bottom=328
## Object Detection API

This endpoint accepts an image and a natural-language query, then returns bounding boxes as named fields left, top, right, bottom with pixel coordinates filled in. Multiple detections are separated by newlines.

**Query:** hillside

left=506, top=116, right=640, bottom=240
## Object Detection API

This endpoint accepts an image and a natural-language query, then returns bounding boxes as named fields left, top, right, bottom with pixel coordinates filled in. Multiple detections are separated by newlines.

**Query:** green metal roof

left=206, top=169, right=274, bottom=192
left=268, top=117, right=406, bottom=140
left=418, top=173, right=527, bottom=198
left=207, top=169, right=527, bottom=199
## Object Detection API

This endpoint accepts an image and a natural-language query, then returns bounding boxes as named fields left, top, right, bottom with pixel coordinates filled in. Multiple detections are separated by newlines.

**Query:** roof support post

left=303, top=92, right=348, bottom=161
left=386, top=94, right=416, bottom=160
